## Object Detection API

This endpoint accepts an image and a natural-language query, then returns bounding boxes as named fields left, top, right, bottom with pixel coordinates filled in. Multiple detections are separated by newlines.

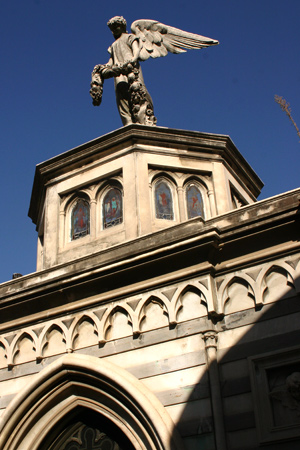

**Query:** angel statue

left=90, top=16, right=218, bottom=126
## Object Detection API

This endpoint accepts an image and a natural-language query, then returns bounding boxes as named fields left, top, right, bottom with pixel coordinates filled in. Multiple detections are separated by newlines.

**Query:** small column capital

left=202, top=330, right=218, bottom=349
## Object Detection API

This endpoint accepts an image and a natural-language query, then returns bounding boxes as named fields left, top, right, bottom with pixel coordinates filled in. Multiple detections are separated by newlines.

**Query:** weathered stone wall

left=1, top=127, right=298, bottom=450
left=1, top=251, right=299, bottom=449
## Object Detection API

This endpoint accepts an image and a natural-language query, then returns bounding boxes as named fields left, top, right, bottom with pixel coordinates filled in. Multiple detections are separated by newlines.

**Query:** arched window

left=186, top=183, right=204, bottom=219
left=0, top=354, right=183, bottom=450
left=154, top=180, right=174, bottom=220
left=102, top=187, right=123, bottom=229
left=46, top=413, right=133, bottom=450
left=71, top=198, right=90, bottom=240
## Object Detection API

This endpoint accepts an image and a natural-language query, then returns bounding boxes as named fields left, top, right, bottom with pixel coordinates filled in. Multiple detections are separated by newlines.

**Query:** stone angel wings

left=131, top=19, right=218, bottom=60
left=90, top=17, right=218, bottom=126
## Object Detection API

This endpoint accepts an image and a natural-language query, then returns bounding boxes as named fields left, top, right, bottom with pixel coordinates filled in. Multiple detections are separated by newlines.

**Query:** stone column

left=149, top=182, right=153, bottom=222
left=135, top=152, right=152, bottom=236
left=58, top=210, right=66, bottom=250
left=207, top=189, right=216, bottom=217
left=203, top=331, right=227, bottom=450
left=43, top=186, right=59, bottom=268
left=212, top=162, right=231, bottom=215
left=177, top=186, right=185, bottom=222
left=123, top=153, right=139, bottom=240
left=36, top=234, right=44, bottom=271
left=90, top=199, right=97, bottom=238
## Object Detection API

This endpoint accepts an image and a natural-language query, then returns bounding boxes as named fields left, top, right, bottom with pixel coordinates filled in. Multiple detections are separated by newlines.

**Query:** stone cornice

left=2, top=188, right=300, bottom=332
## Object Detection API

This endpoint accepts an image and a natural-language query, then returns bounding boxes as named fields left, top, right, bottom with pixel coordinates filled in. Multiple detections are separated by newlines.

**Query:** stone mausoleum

left=0, top=124, right=299, bottom=450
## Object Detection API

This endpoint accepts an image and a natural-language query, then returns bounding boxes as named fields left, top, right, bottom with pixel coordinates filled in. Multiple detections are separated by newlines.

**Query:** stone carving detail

left=250, top=348, right=300, bottom=443
left=202, top=331, right=218, bottom=350
left=12, top=332, right=37, bottom=366
left=104, top=307, right=133, bottom=341
left=91, top=63, right=156, bottom=126
left=72, top=317, right=99, bottom=350
left=0, top=341, right=7, bottom=368
left=0, top=278, right=210, bottom=368
left=140, top=297, right=169, bottom=332
left=176, top=288, right=207, bottom=322
left=223, top=277, right=255, bottom=314
left=270, top=372, right=300, bottom=417
left=262, top=265, right=296, bottom=304
left=217, top=258, right=299, bottom=314
left=54, top=424, right=121, bottom=450
left=286, top=257, right=300, bottom=271
left=89, top=69, right=103, bottom=107
left=0, top=259, right=299, bottom=369
left=41, top=325, right=67, bottom=358
left=90, top=16, right=218, bottom=126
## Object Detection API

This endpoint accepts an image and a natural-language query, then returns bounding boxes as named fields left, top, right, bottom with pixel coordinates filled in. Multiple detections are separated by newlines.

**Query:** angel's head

left=107, top=16, right=127, bottom=38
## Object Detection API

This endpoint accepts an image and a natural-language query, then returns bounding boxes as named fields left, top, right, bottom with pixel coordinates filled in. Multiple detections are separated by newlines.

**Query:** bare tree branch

left=275, top=95, right=300, bottom=142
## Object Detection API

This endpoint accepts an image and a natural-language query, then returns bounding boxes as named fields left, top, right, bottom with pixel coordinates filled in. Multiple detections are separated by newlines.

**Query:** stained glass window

left=155, top=181, right=174, bottom=220
left=63, top=425, right=121, bottom=450
left=103, top=188, right=123, bottom=228
left=71, top=199, right=90, bottom=240
left=186, top=184, right=204, bottom=219
left=46, top=420, right=134, bottom=450
left=45, top=411, right=135, bottom=450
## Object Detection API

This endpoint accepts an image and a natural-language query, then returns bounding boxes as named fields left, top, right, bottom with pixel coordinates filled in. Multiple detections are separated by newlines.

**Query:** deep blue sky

left=1, top=0, right=299, bottom=283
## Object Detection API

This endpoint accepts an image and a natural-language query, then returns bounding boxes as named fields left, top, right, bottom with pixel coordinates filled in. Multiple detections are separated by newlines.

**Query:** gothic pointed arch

left=184, top=179, right=206, bottom=220
left=103, top=306, right=134, bottom=341
left=69, top=195, right=90, bottom=241
left=99, top=180, right=123, bottom=229
left=222, top=276, right=256, bottom=314
left=153, top=177, right=175, bottom=221
left=175, top=285, right=208, bottom=322
left=0, top=338, right=8, bottom=369
left=260, top=264, right=296, bottom=304
left=44, top=410, right=133, bottom=450
left=0, top=354, right=184, bottom=450
left=138, top=295, right=170, bottom=332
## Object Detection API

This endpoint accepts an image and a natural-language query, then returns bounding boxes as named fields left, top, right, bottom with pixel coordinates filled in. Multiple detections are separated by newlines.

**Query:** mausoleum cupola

left=29, top=125, right=263, bottom=271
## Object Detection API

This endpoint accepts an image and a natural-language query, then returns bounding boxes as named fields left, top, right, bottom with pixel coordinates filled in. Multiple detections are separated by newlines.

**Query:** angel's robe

left=108, top=33, right=140, bottom=85
left=107, top=32, right=151, bottom=125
